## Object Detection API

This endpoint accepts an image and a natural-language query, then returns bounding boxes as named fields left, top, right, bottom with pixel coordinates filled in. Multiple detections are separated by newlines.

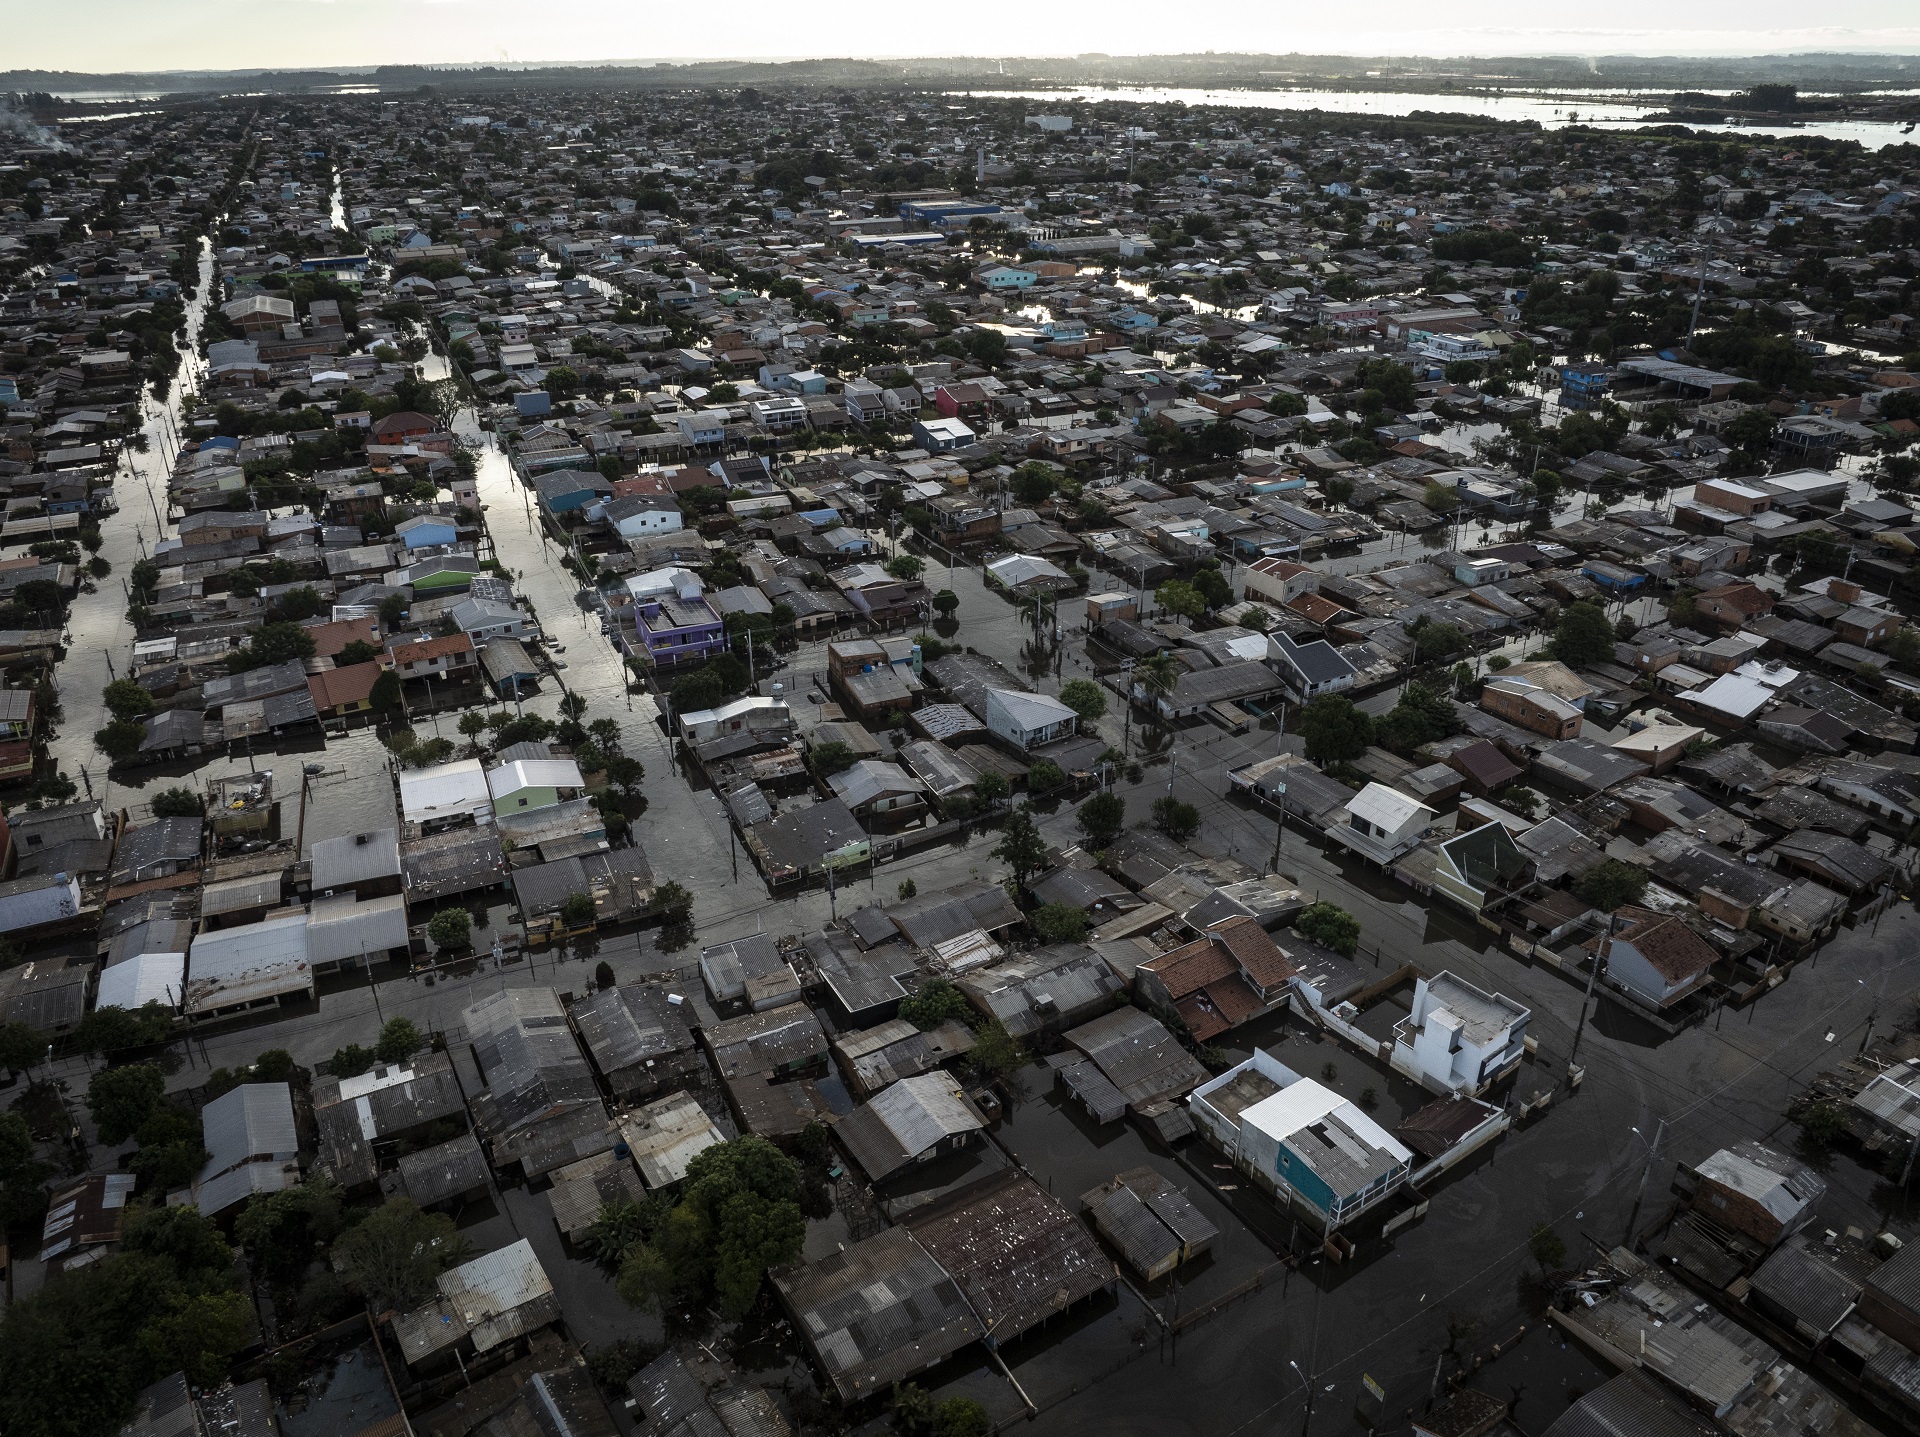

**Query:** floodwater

left=954, top=86, right=1919, bottom=149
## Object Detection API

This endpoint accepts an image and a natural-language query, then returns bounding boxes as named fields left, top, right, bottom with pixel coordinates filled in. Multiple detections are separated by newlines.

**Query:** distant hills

left=6, top=51, right=1920, bottom=99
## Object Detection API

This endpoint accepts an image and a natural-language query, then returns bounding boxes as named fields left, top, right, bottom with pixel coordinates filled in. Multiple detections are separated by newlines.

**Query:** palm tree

left=1138, top=653, right=1181, bottom=709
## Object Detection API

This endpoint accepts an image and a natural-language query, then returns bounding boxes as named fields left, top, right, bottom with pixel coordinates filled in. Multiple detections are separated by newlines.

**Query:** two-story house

left=1390, top=972, right=1530, bottom=1097
left=632, top=591, right=725, bottom=670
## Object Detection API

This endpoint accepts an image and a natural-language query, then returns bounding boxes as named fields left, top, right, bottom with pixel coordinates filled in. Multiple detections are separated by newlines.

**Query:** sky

left=5, top=0, right=1920, bottom=76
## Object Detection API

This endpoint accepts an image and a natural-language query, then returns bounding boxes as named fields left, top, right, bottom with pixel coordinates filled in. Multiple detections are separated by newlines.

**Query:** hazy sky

left=7, top=0, right=1920, bottom=75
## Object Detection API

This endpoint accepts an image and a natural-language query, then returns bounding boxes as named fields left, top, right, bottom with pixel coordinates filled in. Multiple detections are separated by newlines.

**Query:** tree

left=581, top=1198, right=653, bottom=1265
left=1552, top=600, right=1617, bottom=668
left=1528, top=1223, right=1568, bottom=1273
left=972, top=769, right=1010, bottom=812
left=233, top=621, right=316, bottom=670
left=1575, top=858, right=1649, bottom=913
left=375, top=1018, right=423, bottom=1064
left=1241, top=605, right=1272, bottom=631
left=0, top=1019, right=39, bottom=1077
left=1374, top=681, right=1460, bottom=753
left=369, top=669, right=404, bottom=714
left=102, top=679, right=155, bottom=722
left=653, top=880, right=693, bottom=926
left=74, top=1002, right=175, bottom=1055
left=900, top=978, right=972, bottom=1031
left=933, top=1397, right=992, bottom=1437
left=1299, top=694, right=1373, bottom=764
left=808, top=740, right=857, bottom=777
left=931, top=588, right=960, bottom=617
left=684, top=1137, right=806, bottom=1318
left=332, top=1198, right=469, bottom=1313
left=86, top=1064, right=166, bottom=1144
left=968, top=1019, right=1026, bottom=1081
left=1076, top=790, right=1126, bottom=847
left=1027, top=758, right=1066, bottom=792
left=1152, top=796, right=1202, bottom=843
left=235, top=1180, right=348, bottom=1281
left=1058, top=678, right=1107, bottom=723
left=148, top=786, right=205, bottom=818
left=596, top=960, right=617, bottom=991
left=886, top=553, right=924, bottom=582
left=1009, top=461, right=1058, bottom=507
left=1031, top=903, right=1090, bottom=944
left=991, top=806, right=1049, bottom=889
left=379, top=592, right=410, bottom=628
left=1137, top=653, right=1182, bottom=707
left=1295, top=901, right=1361, bottom=957
left=1155, top=579, right=1204, bottom=620
left=339, top=640, right=380, bottom=666
left=561, top=892, right=597, bottom=927
left=94, top=718, right=147, bottom=761
left=427, top=907, right=471, bottom=950
left=1408, top=617, right=1464, bottom=663
left=331, top=1044, right=376, bottom=1078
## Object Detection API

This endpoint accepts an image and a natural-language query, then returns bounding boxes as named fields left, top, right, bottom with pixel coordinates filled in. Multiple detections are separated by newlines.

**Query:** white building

left=1189, top=1049, right=1411, bottom=1232
left=185, top=913, right=314, bottom=1017
left=399, top=757, right=494, bottom=833
left=984, top=688, right=1078, bottom=751
left=749, top=395, right=809, bottom=431
left=1330, top=783, right=1434, bottom=864
left=1390, top=972, right=1529, bottom=1098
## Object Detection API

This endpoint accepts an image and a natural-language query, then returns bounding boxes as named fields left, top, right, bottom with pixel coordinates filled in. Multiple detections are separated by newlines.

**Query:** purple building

left=628, top=591, right=725, bottom=668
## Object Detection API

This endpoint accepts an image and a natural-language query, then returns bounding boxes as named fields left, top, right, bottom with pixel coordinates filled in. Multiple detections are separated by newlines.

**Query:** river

left=953, top=86, right=1919, bottom=149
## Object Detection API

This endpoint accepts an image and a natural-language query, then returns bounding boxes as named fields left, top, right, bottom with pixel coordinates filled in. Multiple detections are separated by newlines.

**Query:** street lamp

left=1288, top=1359, right=1315, bottom=1437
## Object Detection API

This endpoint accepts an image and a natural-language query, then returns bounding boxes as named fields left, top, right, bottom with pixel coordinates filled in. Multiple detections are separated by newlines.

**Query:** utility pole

left=1567, top=911, right=1615, bottom=1087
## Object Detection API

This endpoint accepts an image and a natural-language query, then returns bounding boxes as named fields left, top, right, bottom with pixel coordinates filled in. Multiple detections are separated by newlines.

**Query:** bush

left=560, top=892, right=597, bottom=927
left=331, top=1044, right=375, bottom=1079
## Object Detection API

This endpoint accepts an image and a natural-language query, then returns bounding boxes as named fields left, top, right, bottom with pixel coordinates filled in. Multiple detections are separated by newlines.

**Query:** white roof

left=399, top=757, right=493, bottom=823
left=97, top=950, right=185, bottom=1010
left=626, top=566, right=702, bottom=601
left=189, top=912, right=310, bottom=981
left=985, top=553, right=1071, bottom=586
left=1240, top=1077, right=1412, bottom=1161
left=1612, top=723, right=1704, bottom=756
left=1345, top=782, right=1434, bottom=833
left=486, top=758, right=585, bottom=800
left=1688, top=673, right=1775, bottom=721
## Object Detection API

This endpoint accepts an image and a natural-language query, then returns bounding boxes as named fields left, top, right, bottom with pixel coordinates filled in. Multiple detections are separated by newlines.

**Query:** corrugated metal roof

left=772, top=1225, right=983, bottom=1400
left=393, top=1238, right=557, bottom=1363
left=97, top=950, right=184, bottom=1010
left=1540, top=1372, right=1719, bottom=1437
left=546, top=1149, right=644, bottom=1240
left=620, top=1091, right=726, bottom=1189
left=307, top=892, right=409, bottom=966
left=201, top=1082, right=298, bottom=1174
left=835, top=1073, right=983, bottom=1182
left=311, top=827, right=402, bottom=890
left=906, top=1170, right=1114, bottom=1341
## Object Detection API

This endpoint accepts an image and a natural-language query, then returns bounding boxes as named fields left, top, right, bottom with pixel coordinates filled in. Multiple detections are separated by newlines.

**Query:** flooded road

left=45, top=236, right=215, bottom=808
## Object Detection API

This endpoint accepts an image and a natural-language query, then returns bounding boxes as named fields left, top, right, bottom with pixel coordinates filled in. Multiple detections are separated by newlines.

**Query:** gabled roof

left=1603, top=906, right=1719, bottom=982
left=1346, top=782, right=1433, bottom=832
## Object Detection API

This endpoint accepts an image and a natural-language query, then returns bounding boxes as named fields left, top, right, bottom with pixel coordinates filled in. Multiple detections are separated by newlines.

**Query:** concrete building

left=1189, top=1049, right=1412, bottom=1233
left=1389, top=972, right=1529, bottom=1097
